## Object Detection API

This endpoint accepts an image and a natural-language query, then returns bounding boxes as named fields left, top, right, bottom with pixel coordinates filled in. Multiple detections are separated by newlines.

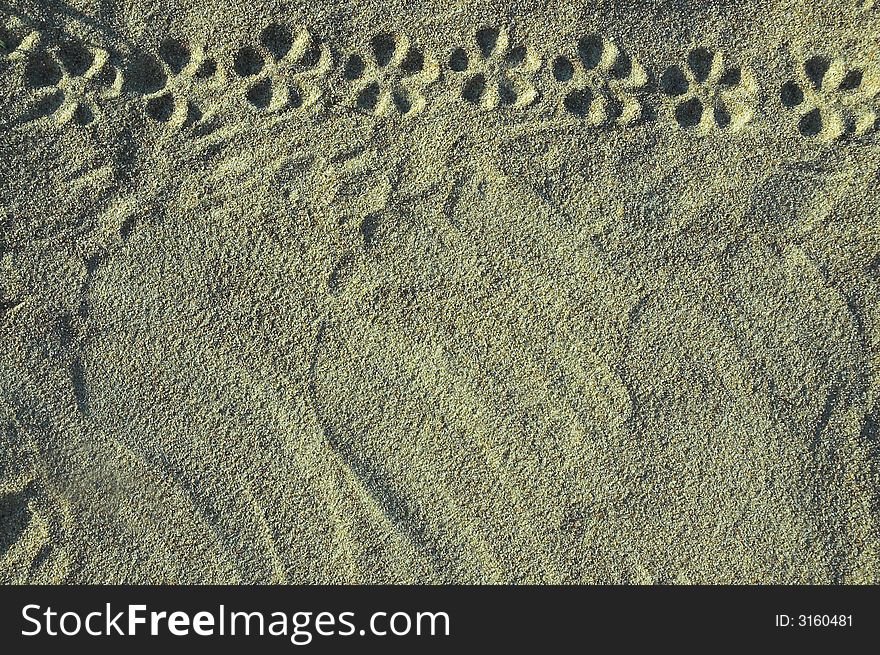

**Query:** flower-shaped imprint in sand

left=129, top=38, right=223, bottom=129
left=550, top=33, right=648, bottom=126
left=341, top=31, right=439, bottom=118
left=780, top=55, right=879, bottom=141
left=448, top=26, right=540, bottom=110
left=22, top=39, right=121, bottom=125
left=0, top=15, right=39, bottom=65
left=660, top=46, right=759, bottom=133
left=232, top=23, right=331, bottom=114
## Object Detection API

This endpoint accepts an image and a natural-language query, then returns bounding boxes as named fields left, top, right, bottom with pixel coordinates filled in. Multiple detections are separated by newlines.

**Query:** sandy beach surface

left=1, top=0, right=879, bottom=583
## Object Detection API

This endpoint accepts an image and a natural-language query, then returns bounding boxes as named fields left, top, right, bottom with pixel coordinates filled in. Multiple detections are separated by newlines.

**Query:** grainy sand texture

left=1, top=0, right=880, bottom=584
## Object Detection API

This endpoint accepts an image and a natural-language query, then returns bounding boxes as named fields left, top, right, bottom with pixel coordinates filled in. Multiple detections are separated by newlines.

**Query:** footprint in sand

left=0, top=482, right=55, bottom=583
left=0, top=428, right=71, bottom=584
left=660, top=46, right=759, bottom=133
left=550, top=33, right=648, bottom=126
left=126, top=38, right=223, bottom=129
left=232, top=23, right=331, bottom=114
left=779, top=55, right=879, bottom=141
left=448, top=26, right=540, bottom=111
left=341, top=32, right=439, bottom=118
left=22, top=39, right=121, bottom=126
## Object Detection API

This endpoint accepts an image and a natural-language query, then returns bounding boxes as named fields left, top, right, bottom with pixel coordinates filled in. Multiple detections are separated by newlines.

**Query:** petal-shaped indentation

left=145, top=92, right=176, bottom=122
left=839, top=69, right=863, bottom=91
left=718, top=66, right=741, bottom=87
left=72, top=102, right=95, bottom=125
left=553, top=56, right=574, bottom=82
left=780, top=81, right=804, bottom=108
left=196, top=57, right=217, bottom=79
left=343, top=54, right=365, bottom=80
left=85, top=52, right=110, bottom=82
left=803, top=55, right=830, bottom=90
left=126, top=52, right=168, bottom=95
left=505, top=46, right=527, bottom=67
left=56, top=40, right=94, bottom=76
left=93, top=62, right=121, bottom=97
left=391, top=89, right=412, bottom=114
left=660, top=66, right=689, bottom=96
left=0, top=24, right=23, bottom=55
left=577, top=33, right=604, bottom=70
left=713, top=101, right=732, bottom=129
left=288, top=84, right=304, bottom=109
left=602, top=93, right=624, bottom=122
left=400, top=48, right=424, bottom=75
left=356, top=81, right=381, bottom=112
left=1, top=17, right=40, bottom=60
left=675, top=96, right=703, bottom=128
left=449, top=48, right=468, bottom=72
left=498, top=82, right=518, bottom=105
left=608, top=50, right=633, bottom=80
left=158, top=39, right=191, bottom=74
left=261, top=23, right=292, bottom=61
left=24, top=52, right=63, bottom=88
left=462, top=73, right=486, bottom=104
left=246, top=78, right=273, bottom=109
left=234, top=46, right=264, bottom=77
left=564, top=88, right=592, bottom=117
left=475, top=27, right=500, bottom=58
left=798, top=107, right=823, bottom=137
left=185, top=100, right=203, bottom=126
left=371, top=33, right=397, bottom=67
left=687, top=47, right=714, bottom=83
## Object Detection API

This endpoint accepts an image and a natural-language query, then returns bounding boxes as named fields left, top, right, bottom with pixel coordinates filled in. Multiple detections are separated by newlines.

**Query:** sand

left=1, top=0, right=879, bottom=584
